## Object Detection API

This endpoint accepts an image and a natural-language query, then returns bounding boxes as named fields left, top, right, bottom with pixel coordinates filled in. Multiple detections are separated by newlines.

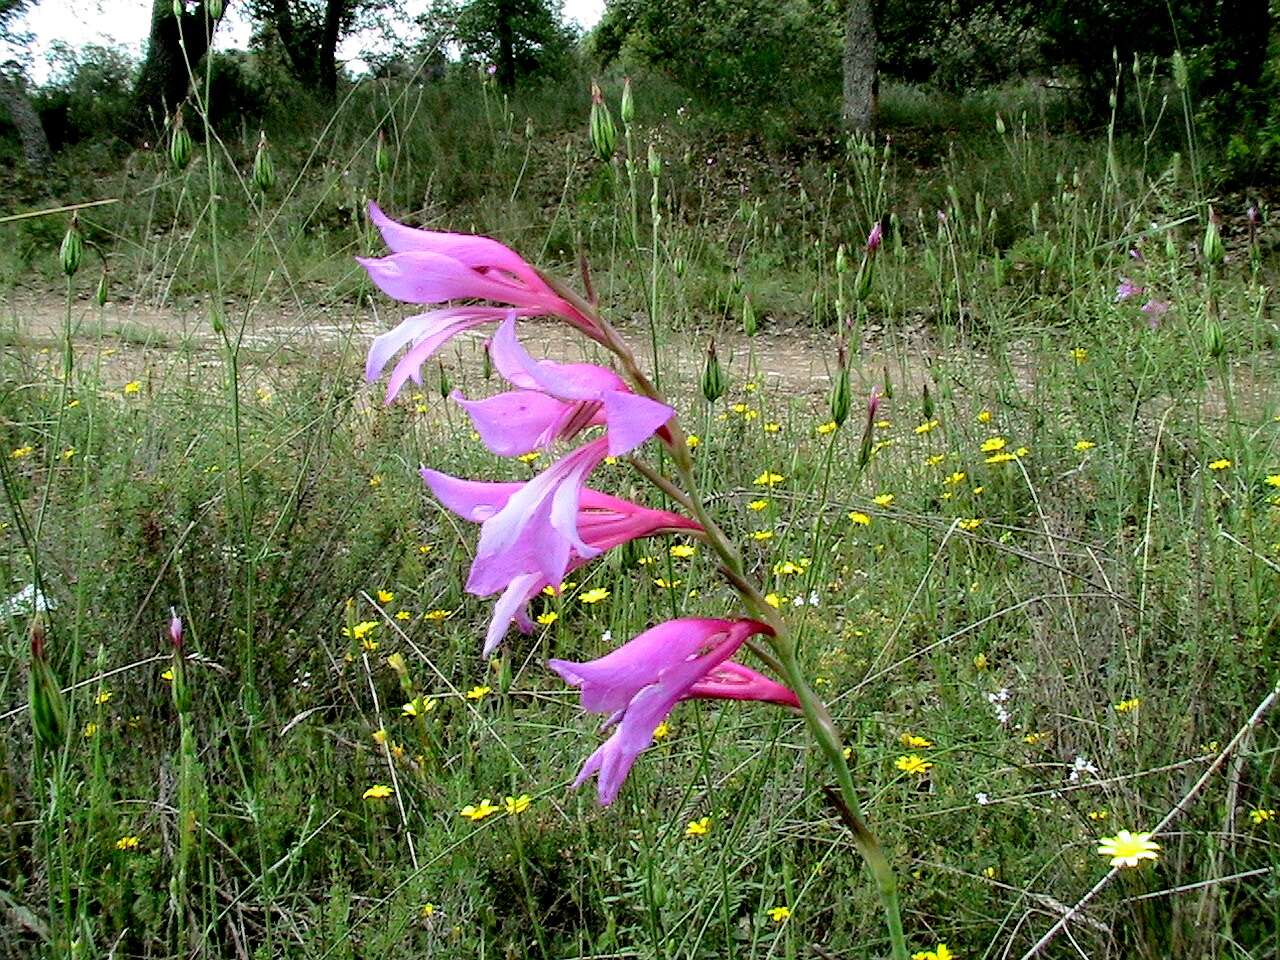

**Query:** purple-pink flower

left=455, top=316, right=673, bottom=458
left=1140, top=298, right=1170, bottom=328
left=360, top=203, right=604, bottom=402
left=866, top=221, right=883, bottom=253
left=422, top=469, right=700, bottom=654
left=550, top=618, right=782, bottom=804
left=1114, top=277, right=1144, bottom=302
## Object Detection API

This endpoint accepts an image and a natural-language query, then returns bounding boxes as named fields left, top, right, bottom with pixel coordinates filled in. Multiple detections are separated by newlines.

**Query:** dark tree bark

left=269, top=0, right=348, bottom=101
left=842, top=0, right=877, bottom=133
left=0, top=68, right=51, bottom=167
left=495, top=0, right=516, bottom=91
left=132, top=0, right=223, bottom=131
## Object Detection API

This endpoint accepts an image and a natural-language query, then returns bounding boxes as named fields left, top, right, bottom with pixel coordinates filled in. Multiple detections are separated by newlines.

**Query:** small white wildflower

left=976, top=792, right=990, bottom=806
left=601, top=630, right=612, bottom=644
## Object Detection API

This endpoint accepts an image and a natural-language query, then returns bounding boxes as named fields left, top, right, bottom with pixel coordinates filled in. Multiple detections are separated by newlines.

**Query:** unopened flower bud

left=995, top=113, right=1006, bottom=135
left=95, top=270, right=109, bottom=306
left=60, top=215, right=83, bottom=277
left=866, top=221, right=883, bottom=254
left=620, top=76, right=634, bottom=125
left=829, top=363, right=851, bottom=428
left=375, top=130, right=390, bottom=176
left=647, top=143, right=661, bottom=178
left=172, top=0, right=184, bottom=17
left=859, top=388, right=881, bottom=468
left=921, top=383, right=934, bottom=421
left=169, top=608, right=183, bottom=648
left=252, top=131, right=275, bottom=193
left=1202, top=209, right=1224, bottom=265
left=438, top=360, right=451, bottom=400
left=741, top=295, right=757, bottom=337
left=1204, top=319, right=1224, bottom=359
left=28, top=619, right=67, bottom=751
left=589, top=81, right=616, bottom=161
left=207, top=0, right=223, bottom=18
left=701, top=339, right=726, bottom=403
left=853, top=258, right=874, bottom=301
left=672, top=256, right=686, bottom=278
left=525, top=116, right=534, bottom=139
left=170, top=111, right=192, bottom=170
left=882, top=365, right=894, bottom=399
left=835, top=243, right=848, bottom=274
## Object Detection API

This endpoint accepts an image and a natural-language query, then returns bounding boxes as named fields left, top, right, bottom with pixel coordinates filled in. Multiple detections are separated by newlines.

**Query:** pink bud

left=866, top=221, right=883, bottom=253
left=169, top=608, right=183, bottom=649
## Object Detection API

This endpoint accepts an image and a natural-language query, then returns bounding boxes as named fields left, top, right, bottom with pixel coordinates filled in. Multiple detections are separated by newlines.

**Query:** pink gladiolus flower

left=422, top=465, right=700, bottom=654
left=454, top=316, right=672, bottom=458
left=1141, top=298, right=1170, bottom=328
left=866, top=221, right=883, bottom=253
left=550, top=618, right=778, bottom=804
left=1114, top=278, right=1144, bottom=302
left=360, top=204, right=604, bottom=401
left=686, top=661, right=800, bottom=708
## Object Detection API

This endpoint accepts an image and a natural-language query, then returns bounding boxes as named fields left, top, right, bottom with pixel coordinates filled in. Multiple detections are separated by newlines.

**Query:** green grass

left=2, top=65, right=1280, bottom=960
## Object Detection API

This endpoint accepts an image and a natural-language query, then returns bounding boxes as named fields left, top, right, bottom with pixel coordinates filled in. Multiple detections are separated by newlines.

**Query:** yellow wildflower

left=1087, top=809, right=1109, bottom=821
left=652, top=720, right=671, bottom=740
left=1113, top=697, right=1141, bottom=714
left=123, top=380, right=141, bottom=395
left=422, top=609, right=454, bottom=621
left=1074, top=439, right=1096, bottom=452
left=914, top=419, right=939, bottom=435
left=895, top=754, right=933, bottom=775
left=764, top=593, right=783, bottom=608
left=848, top=511, right=871, bottom=526
left=977, top=409, right=992, bottom=423
left=420, top=903, right=436, bottom=918
left=460, top=799, right=500, bottom=821
left=161, top=669, right=174, bottom=682
left=402, top=697, right=436, bottom=716
left=925, top=453, right=946, bottom=466
left=372, top=728, right=388, bottom=744
left=748, top=499, right=769, bottom=511
left=115, top=835, right=141, bottom=851
left=536, top=611, right=558, bottom=626
left=1208, top=458, right=1231, bottom=471
left=912, top=945, right=954, bottom=960
left=377, top=589, right=395, bottom=603
left=516, top=452, right=541, bottom=463
left=752, top=530, right=774, bottom=541
left=873, top=493, right=895, bottom=507
left=900, top=733, right=933, bottom=749
left=580, top=587, right=610, bottom=604
left=10, top=445, right=34, bottom=459
left=1097, top=830, right=1160, bottom=867
left=1265, top=474, right=1280, bottom=488
left=973, top=652, right=988, bottom=670
left=817, top=421, right=838, bottom=435
left=466, top=685, right=491, bottom=701
left=653, top=577, right=682, bottom=589
left=363, top=784, right=393, bottom=800
left=685, top=816, right=712, bottom=837
left=980, top=436, right=1007, bottom=453
left=394, top=610, right=411, bottom=621
left=344, top=620, right=379, bottom=641
left=958, top=518, right=983, bottom=531
left=763, top=421, right=781, bottom=433
left=95, top=690, right=112, bottom=705
left=504, top=794, right=532, bottom=815
left=767, top=906, right=791, bottom=923
left=754, top=471, right=785, bottom=486
left=361, top=637, right=379, bottom=652
left=1070, top=347, right=1087, bottom=364
left=944, top=471, right=966, bottom=486
left=83, top=722, right=98, bottom=738
left=1249, top=808, right=1276, bottom=825
left=670, top=544, right=697, bottom=558
left=686, top=434, right=700, bottom=448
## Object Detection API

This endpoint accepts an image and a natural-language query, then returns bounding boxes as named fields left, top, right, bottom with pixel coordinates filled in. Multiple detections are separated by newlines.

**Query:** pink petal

left=489, top=316, right=625, bottom=399
left=358, top=252, right=547, bottom=310
left=451, top=389, right=576, bottom=457
left=419, top=469, right=523, bottom=523
left=600, top=391, right=673, bottom=456
left=483, top=573, right=545, bottom=656
left=686, top=661, right=800, bottom=709
left=367, top=307, right=509, bottom=400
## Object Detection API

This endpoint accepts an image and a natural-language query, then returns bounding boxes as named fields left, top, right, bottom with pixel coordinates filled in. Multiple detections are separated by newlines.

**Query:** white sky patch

left=10, top=0, right=605, bottom=84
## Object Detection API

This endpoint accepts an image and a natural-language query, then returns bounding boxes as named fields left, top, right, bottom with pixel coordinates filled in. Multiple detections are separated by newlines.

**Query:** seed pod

left=375, top=130, right=390, bottom=176
left=95, top=270, right=109, bottom=306
left=835, top=243, right=848, bottom=275
left=170, top=112, right=192, bottom=170
left=525, top=116, right=534, bottom=140
left=28, top=620, right=67, bottom=751
left=700, top=339, right=726, bottom=403
left=647, top=143, right=661, bottom=179
left=995, top=113, right=1006, bottom=135
left=252, top=132, right=275, bottom=193
left=858, top=388, right=881, bottom=468
left=60, top=215, right=83, bottom=277
left=620, top=76, right=634, bottom=125
left=207, top=0, right=223, bottom=18
left=588, top=81, right=616, bottom=161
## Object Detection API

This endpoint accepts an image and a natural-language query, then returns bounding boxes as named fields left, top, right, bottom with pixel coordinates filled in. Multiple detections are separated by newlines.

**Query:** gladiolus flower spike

left=550, top=618, right=791, bottom=804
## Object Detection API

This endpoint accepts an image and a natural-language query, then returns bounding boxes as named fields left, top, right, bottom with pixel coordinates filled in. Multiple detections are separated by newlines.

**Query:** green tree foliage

left=430, top=0, right=577, bottom=86
left=247, top=0, right=386, bottom=100
left=595, top=0, right=843, bottom=117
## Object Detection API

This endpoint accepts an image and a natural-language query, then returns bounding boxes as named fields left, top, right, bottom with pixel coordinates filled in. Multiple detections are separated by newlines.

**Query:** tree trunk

left=132, top=0, right=221, bottom=132
left=496, top=0, right=516, bottom=91
left=318, top=0, right=344, bottom=100
left=0, top=69, right=51, bottom=167
left=270, top=0, right=345, bottom=101
left=842, top=0, right=877, bottom=134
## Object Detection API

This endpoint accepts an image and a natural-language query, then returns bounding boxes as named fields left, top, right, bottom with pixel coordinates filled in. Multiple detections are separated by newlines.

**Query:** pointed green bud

left=1202, top=210, right=1224, bottom=265
left=60, top=215, right=83, bottom=277
left=207, top=0, right=223, bottom=18
left=882, top=365, right=894, bottom=399
left=647, top=143, right=661, bottom=179
left=438, top=360, right=451, bottom=400
left=995, top=113, right=1005, bottom=135
left=375, top=130, right=390, bottom=176
left=170, top=111, right=192, bottom=170
left=1204, top=319, right=1224, bottom=359
left=172, top=0, right=185, bottom=17
left=95, top=270, right=109, bottom=306
left=620, top=76, right=634, bottom=125
left=28, top=620, right=67, bottom=751
left=525, top=116, right=534, bottom=139
left=921, top=383, right=934, bottom=421
left=701, top=339, right=726, bottom=404
left=1171, top=51, right=1188, bottom=91
left=588, top=81, right=616, bottom=161
left=835, top=243, right=848, bottom=274
left=829, top=344, right=851, bottom=428
left=252, top=131, right=275, bottom=193
left=741, top=295, right=757, bottom=337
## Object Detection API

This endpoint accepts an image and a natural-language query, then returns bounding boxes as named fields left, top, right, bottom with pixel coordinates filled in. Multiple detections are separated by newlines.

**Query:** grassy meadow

left=2, top=65, right=1280, bottom=959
